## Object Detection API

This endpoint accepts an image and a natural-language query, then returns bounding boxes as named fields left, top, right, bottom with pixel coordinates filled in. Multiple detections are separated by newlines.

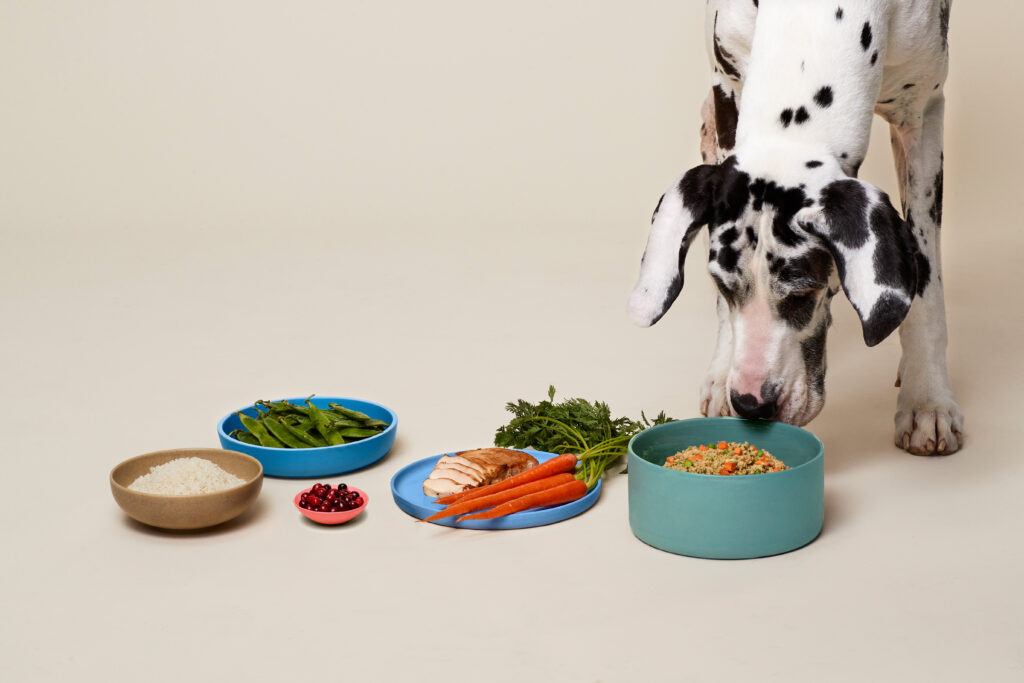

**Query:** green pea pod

left=278, top=416, right=327, bottom=447
left=321, top=413, right=363, bottom=429
left=230, top=429, right=261, bottom=446
left=327, top=403, right=375, bottom=423
left=308, top=403, right=347, bottom=446
left=258, top=399, right=310, bottom=417
left=263, top=416, right=315, bottom=448
left=238, top=413, right=285, bottom=448
left=360, top=418, right=390, bottom=429
left=336, top=427, right=382, bottom=439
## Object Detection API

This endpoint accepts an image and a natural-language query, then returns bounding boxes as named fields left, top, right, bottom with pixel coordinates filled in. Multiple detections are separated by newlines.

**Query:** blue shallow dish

left=217, top=396, right=397, bottom=478
left=391, top=450, right=601, bottom=530
left=628, top=417, right=824, bottom=559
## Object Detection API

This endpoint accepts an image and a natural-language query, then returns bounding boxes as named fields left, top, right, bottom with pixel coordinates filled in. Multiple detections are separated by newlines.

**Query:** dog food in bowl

left=664, top=441, right=789, bottom=475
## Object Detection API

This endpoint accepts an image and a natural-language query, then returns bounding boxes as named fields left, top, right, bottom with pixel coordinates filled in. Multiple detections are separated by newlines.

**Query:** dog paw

left=894, top=397, right=964, bottom=455
left=700, top=372, right=731, bottom=418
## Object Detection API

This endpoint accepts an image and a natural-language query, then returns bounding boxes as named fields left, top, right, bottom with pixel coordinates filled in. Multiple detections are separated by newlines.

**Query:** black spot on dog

left=708, top=248, right=717, bottom=261
left=710, top=157, right=752, bottom=224
left=806, top=160, right=823, bottom=168
left=814, top=86, right=834, bottom=108
left=773, top=250, right=834, bottom=289
left=860, top=22, right=872, bottom=51
left=802, top=322, right=828, bottom=397
left=717, top=245, right=739, bottom=272
left=862, top=291, right=911, bottom=347
left=835, top=7, right=844, bottom=20
left=794, top=107, right=810, bottom=124
left=840, top=152, right=848, bottom=159
left=749, top=179, right=809, bottom=247
left=678, top=164, right=721, bottom=229
left=929, top=165, right=944, bottom=227
left=915, top=250, right=931, bottom=296
left=903, top=83, right=916, bottom=90
left=870, top=199, right=917, bottom=296
left=745, top=226, right=757, bottom=246
left=780, top=108, right=794, bottom=127
left=718, top=226, right=740, bottom=246
left=934, top=82, right=941, bottom=90
left=870, top=50, right=878, bottom=66
left=940, top=1, right=951, bottom=50
left=713, top=85, right=739, bottom=150
left=651, top=193, right=665, bottom=223
left=753, top=0, right=758, bottom=8
left=702, top=152, right=708, bottom=162
left=713, top=12, right=742, bottom=80
left=820, top=180, right=870, bottom=248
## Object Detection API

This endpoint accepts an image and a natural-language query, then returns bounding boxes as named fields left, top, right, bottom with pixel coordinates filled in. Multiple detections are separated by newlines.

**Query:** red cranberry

left=306, top=495, right=322, bottom=507
left=338, top=483, right=348, bottom=491
left=329, top=506, right=340, bottom=513
left=317, top=504, right=330, bottom=512
left=299, top=501, right=309, bottom=509
left=325, top=490, right=337, bottom=500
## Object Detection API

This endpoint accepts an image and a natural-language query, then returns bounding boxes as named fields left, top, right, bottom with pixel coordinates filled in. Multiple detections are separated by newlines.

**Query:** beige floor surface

left=3, top=2, right=1022, bottom=681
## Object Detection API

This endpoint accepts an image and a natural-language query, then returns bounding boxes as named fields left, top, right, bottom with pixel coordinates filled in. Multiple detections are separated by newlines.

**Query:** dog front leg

left=889, top=94, right=964, bottom=454
left=700, top=293, right=733, bottom=417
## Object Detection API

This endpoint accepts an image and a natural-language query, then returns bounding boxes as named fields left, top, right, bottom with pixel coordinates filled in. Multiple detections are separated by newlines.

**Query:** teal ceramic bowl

left=628, top=417, right=824, bottom=559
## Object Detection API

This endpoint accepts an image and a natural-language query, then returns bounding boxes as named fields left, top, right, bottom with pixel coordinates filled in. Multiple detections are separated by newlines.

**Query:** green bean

left=327, top=403, right=375, bottom=423
left=263, top=416, right=316, bottom=448
left=335, top=427, right=382, bottom=438
left=238, top=413, right=285, bottom=448
left=230, top=429, right=260, bottom=446
left=257, top=399, right=310, bottom=416
left=360, top=418, right=390, bottom=429
left=308, top=403, right=347, bottom=446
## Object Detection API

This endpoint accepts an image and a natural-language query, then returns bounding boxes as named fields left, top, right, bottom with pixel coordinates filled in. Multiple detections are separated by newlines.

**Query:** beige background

left=3, top=2, right=1023, bottom=681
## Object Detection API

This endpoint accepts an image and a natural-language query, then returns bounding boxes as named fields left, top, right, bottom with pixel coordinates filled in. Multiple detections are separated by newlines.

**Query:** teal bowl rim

left=216, top=396, right=398, bottom=453
left=627, top=417, right=824, bottom=479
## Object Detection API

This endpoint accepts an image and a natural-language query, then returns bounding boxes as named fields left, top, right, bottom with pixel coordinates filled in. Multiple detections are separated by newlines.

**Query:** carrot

left=431, top=453, right=578, bottom=506
left=733, top=447, right=743, bottom=455
left=692, top=454, right=703, bottom=461
left=418, top=473, right=576, bottom=523
left=698, top=444, right=708, bottom=451
left=717, top=441, right=728, bottom=449
left=455, top=479, right=588, bottom=522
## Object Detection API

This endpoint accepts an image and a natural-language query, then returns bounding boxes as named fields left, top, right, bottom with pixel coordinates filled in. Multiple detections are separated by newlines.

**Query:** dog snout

left=730, top=389, right=779, bottom=420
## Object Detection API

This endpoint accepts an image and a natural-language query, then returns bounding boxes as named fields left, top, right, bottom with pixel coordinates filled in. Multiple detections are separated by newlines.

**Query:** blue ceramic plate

left=391, top=450, right=601, bottom=529
left=217, top=396, right=397, bottom=478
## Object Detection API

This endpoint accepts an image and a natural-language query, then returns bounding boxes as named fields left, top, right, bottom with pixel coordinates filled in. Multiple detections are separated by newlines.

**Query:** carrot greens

left=494, top=386, right=674, bottom=490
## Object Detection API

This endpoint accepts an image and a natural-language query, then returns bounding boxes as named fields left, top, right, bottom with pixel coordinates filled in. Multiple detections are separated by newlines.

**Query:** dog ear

left=628, top=164, right=719, bottom=326
left=799, top=179, right=919, bottom=347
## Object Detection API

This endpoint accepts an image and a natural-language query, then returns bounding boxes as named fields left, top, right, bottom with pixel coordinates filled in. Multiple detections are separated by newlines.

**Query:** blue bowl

left=628, top=417, right=824, bottom=559
left=217, top=396, right=397, bottom=478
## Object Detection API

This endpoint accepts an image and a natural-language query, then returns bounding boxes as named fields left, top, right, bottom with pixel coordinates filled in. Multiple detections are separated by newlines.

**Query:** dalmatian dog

left=628, top=0, right=963, bottom=454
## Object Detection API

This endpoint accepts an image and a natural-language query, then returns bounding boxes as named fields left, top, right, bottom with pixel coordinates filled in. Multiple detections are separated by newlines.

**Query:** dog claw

left=700, top=399, right=709, bottom=417
left=901, top=433, right=910, bottom=449
left=937, top=438, right=946, bottom=452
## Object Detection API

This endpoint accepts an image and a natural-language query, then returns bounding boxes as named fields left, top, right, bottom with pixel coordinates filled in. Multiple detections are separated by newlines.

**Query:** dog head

left=628, top=154, right=919, bottom=425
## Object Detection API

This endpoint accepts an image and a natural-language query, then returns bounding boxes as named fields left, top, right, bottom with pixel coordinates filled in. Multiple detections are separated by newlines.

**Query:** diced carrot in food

left=733, top=447, right=743, bottom=455
left=717, top=441, right=728, bottom=450
left=698, top=445, right=708, bottom=451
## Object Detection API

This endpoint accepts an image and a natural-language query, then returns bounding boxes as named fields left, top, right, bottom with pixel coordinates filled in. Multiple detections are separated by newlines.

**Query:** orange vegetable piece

left=717, top=441, right=728, bottom=450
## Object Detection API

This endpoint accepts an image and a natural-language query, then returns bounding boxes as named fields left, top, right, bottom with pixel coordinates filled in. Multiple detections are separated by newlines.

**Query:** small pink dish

left=293, top=486, right=368, bottom=525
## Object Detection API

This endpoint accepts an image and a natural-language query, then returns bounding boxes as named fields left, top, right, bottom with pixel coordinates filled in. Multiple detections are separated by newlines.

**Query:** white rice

left=128, top=457, right=246, bottom=495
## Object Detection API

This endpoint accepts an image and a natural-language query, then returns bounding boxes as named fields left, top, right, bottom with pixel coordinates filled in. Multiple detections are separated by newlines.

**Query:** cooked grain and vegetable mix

left=664, top=441, right=788, bottom=475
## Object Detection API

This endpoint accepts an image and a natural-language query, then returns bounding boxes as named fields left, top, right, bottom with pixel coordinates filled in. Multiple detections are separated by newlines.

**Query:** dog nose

left=730, top=390, right=778, bottom=420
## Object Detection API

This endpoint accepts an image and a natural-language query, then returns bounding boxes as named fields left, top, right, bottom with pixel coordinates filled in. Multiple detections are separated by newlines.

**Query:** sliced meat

left=422, top=448, right=538, bottom=497
left=423, top=477, right=464, bottom=498
left=427, top=467, right=481, bottom=487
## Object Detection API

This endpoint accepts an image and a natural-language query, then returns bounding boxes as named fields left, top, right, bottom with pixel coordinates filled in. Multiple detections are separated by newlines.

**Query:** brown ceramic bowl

left=110, top=448, right=263, bottom=530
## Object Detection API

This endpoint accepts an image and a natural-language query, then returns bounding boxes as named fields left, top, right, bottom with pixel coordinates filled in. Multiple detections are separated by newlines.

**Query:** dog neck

left=735, top=0, right=889, bottom=178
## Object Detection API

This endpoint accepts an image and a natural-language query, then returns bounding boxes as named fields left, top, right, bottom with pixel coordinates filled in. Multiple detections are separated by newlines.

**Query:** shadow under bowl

left=628, top=417, right=824, bottom=559
left=110, top=448, right=264, bottom=530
